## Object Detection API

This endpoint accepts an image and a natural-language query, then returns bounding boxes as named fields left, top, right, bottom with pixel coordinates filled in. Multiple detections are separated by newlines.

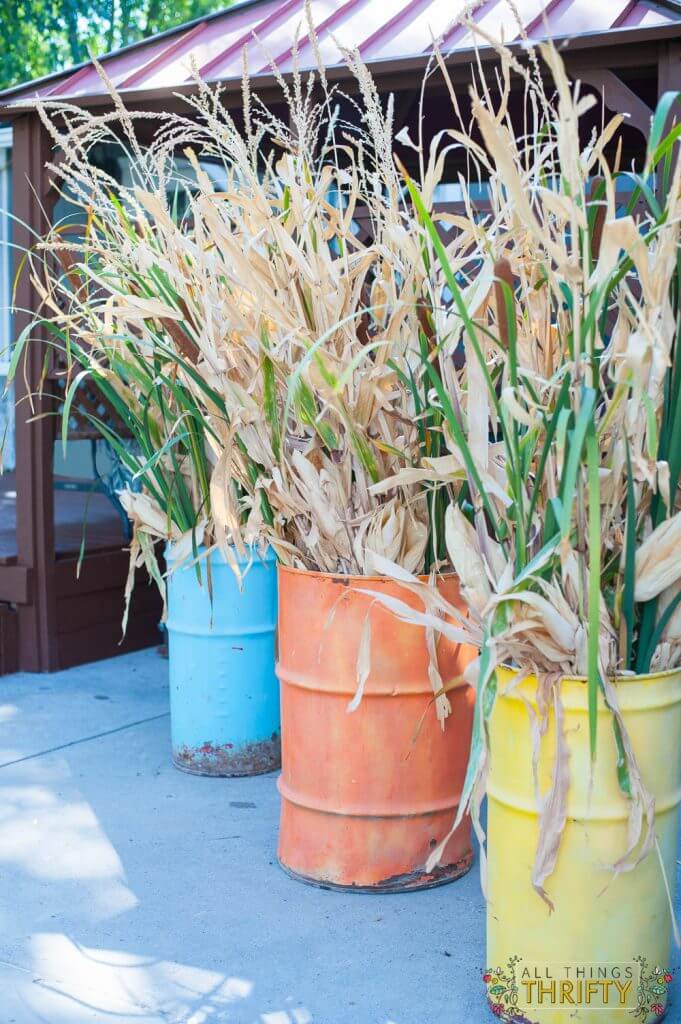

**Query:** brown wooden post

left=12, top=113, right=59, bottom=671
left=658, top=39, right=681, bottom=100
left=655, top=40, right=681, bottom=205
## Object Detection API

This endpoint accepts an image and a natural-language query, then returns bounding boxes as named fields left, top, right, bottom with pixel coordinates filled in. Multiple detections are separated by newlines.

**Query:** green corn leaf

left=404, top=176, right=502, bottom=421
left=260, top=324, right=281, bottom=462
left=586, top=423, right=601, bottom=761
left=622, top=441, right=636, bottom=671
left=513, top=531, right=560, bottom=587
left=612, top=717, right=632, bottom=799
left=131, top=427, right=191, bottom=480
left=560, top=388, right=596, bottom=541
left=646, top=92, right=681, bottom=171
left=60, top=367, right=93, bottom=455
left=282, top=306, right=379, bottom=432
left=186, top=414, right=211, bottom=513
left=5, top=317, right=38, bottom=385
left=638, top=589, right=681, bottom=677
left=623, top=171, right=661, bottom=220
left=388, top=357, right=429, bottom=452
left=294, top=378, right=338, bottom=451
left=349, top=426, right=381, bottom=484
left=422, top=357, right=503, bottom=541
left=455, top=616, right=499, bottom=832
left=77, top=411, right=169, bottom=515
left=527, top=375, right=570, bottom=528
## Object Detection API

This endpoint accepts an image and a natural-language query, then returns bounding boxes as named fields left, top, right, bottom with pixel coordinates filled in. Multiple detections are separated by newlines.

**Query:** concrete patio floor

left=0, top=649, right=679, bottom=1024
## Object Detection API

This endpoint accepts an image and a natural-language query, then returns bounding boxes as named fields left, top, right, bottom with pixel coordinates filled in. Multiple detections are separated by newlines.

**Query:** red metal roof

left=1, top=0, right=679, bottom=103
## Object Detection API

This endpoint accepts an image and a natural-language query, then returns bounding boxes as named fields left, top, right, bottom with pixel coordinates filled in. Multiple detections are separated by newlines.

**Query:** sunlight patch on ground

left=18, top=933, right=257, bottom=1023
left=0, top=704, right=18, bottom=725
left=0, top=757, right=138, bottom=919
left=0, top=786, right=122, bottom=879
left=260, top=1009, right=313, bottom=1024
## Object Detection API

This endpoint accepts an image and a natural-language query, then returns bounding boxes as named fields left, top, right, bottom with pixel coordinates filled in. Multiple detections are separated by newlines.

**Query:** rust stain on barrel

left=174, top=733, right=280, bottom=777
left=276, top=565, right=476, bottom=891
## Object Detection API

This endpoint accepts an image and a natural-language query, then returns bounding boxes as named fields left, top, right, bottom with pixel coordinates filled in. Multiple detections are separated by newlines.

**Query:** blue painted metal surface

left=165, top=545, right=280, bottom=776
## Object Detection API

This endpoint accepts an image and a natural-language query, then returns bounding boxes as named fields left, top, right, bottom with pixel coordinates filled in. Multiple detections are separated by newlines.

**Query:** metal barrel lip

left=278, top=777, right=464, bottom=818
left=497, top=662, right=681, bottom=688
left=275, top=664, right=469, bottom=696
left=499, top=688, right=681, bottom=712
left=166, top=621, right=276, bottom=637
left=166, top=540, right=276, bottom=568
left=487, top=784, right=681, bottom=820
left=277, top=562, right=458, bottom=585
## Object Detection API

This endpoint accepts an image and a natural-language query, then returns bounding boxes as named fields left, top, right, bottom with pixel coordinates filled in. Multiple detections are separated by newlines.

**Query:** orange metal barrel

left=276, top=565, right=476, bottom=892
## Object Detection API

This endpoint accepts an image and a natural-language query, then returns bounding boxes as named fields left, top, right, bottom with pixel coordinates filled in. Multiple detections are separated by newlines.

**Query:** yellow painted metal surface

left=487, top=666, right=681, bottom=1024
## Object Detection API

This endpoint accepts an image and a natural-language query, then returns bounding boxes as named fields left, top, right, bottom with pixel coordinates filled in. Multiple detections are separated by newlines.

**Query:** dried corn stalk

left=13, top=30, right=477, bottom=641
left=366, top=27, right=681, bottom=900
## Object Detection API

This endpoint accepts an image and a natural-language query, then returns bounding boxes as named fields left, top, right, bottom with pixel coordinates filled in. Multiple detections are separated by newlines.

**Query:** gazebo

left=0, top=0, right=679, bottom=673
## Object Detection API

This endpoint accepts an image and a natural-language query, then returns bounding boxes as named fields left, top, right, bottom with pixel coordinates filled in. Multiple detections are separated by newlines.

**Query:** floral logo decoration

left=483, top=957, right=538, bottom=1024
left=482, top=956, right=673, bottom=1021
left=633, top=957, right=673, bottom=1020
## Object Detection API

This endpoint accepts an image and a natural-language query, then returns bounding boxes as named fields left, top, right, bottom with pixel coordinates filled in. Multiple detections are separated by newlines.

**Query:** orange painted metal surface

left=276, top=565, right=476, bottom=891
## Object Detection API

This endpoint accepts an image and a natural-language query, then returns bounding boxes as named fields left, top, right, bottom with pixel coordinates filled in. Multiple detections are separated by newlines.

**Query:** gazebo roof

left=1, top=0, right=680, bottom=107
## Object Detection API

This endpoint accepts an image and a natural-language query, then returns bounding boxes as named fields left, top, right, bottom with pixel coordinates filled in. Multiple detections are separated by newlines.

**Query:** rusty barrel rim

left=277, top=563, right=457, bottom=584
left=172, top=734, right=281, bottom=777
left=172, top=757, right=281, bottom=778
left=277, top=852, right=474, bottom=894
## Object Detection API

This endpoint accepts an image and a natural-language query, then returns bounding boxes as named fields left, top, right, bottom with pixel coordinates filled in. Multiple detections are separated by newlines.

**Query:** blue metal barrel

left=165, top=544, right=280, bottom=776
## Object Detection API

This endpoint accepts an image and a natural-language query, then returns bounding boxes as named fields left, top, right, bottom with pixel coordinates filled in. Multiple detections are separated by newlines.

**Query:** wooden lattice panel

left=51, top=363, right=132, bottom=441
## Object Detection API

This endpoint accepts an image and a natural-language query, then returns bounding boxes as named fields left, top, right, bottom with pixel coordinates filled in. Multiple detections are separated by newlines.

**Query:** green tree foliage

left=0, top=0, right=229, bottom=92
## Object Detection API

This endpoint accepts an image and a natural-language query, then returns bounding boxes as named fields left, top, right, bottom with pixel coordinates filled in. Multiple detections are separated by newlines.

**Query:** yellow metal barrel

left=487, top=666, right=681, bottom=1024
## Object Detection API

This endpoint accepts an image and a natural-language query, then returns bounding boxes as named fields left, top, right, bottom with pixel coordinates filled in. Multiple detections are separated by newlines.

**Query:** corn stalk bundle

left=368, top=35, right=681, bottom=904
left=12, top=47, right=480, bottom=597
left=10, top=137, right=217, bottom=617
